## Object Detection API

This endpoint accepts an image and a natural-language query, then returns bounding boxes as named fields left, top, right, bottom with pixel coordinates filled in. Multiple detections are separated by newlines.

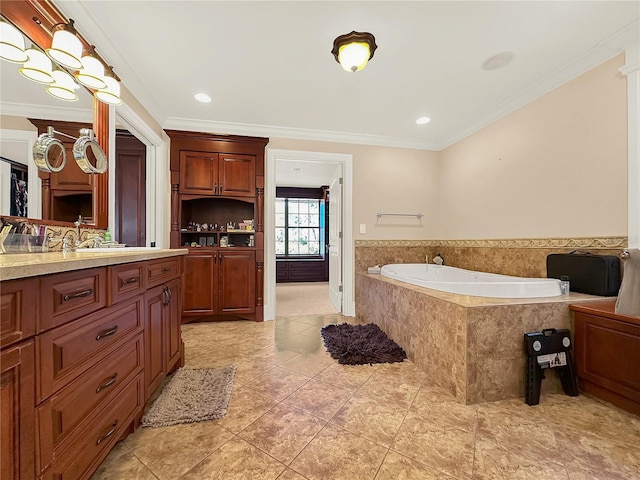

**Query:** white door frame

left=112, top=103, right=167, bottom=248
left=0, top=128, right=40, bottom=219
left=265, top=148, right=354, bottom=320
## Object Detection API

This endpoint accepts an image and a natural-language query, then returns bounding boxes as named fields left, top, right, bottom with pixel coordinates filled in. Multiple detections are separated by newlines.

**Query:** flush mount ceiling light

left=19, top=47, right=54, bottom=84
left=481, top=51, right=515, bottom=71
left=416, top=116, right=431, bottom=125
left=194, top=92, right=212, bottom=103
left=46, top=19, right=83, bottom=70
left=331, top=31, right=377, bottom=73
left=0, top=19, right=28, bottom=63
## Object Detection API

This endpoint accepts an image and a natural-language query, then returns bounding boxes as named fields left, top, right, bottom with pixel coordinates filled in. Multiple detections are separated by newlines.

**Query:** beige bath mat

left=141, top=365, right=236, bottom=428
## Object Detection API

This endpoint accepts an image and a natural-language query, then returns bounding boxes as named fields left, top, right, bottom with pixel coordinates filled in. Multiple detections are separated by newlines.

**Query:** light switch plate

left=359, top=224, right=366, bottom=234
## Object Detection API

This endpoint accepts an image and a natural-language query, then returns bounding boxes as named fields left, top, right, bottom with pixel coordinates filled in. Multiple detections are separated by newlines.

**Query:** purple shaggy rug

left=320, top=323, right=407, bottom=365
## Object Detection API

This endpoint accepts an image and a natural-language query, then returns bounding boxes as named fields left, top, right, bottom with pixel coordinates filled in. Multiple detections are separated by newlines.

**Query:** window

left=275, top=197, right=324, bottom=256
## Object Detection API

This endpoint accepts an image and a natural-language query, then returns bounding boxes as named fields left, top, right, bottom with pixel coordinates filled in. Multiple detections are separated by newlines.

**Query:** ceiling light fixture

left=94, top=66, right=122, bottom=105
left=19, top=47, right=54, bottom=84
left=331, top=31, right=377, bottom=73
left=481, top=51, right=515, bottom=71
left=0, top=19, right=28, bottom=63
left=46, top=19, right=83, bottom=70
left=194, top=93, right=212, bottom=103
left=416, top=116, right=431, bottom=125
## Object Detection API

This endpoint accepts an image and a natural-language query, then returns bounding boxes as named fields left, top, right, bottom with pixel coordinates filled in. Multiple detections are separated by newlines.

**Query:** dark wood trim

left=276, top=186, right=326, bottom=199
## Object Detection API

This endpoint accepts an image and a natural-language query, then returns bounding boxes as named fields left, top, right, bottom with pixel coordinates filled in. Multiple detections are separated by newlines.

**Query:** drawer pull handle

left=96, top=420, right=118, bottom=445
left=161, top=267, right=172, bottom=273
left=96, top=373, right=118, bottom=393
left=96, top=326, right=119, bottom=341
left=122, top=277, right=140, bottom=286
left=63, top=288, right=94, bottom=302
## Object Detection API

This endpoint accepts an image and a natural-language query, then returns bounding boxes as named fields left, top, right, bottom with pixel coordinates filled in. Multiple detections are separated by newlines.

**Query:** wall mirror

left=0, top=3, right=109, bottom=228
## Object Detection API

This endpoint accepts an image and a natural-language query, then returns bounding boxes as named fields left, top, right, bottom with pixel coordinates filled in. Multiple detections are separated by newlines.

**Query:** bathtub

left=380, top=263, right=562, bottom=298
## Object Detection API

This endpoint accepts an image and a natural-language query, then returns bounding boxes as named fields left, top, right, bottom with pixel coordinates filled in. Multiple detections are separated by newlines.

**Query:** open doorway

left=115, top=130, right=146, bottom=246
left=266, top=149, right=354, bottom=321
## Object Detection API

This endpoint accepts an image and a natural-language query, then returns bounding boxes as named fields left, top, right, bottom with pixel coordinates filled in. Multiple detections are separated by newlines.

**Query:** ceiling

left=3, top=1, right=639, bottom=151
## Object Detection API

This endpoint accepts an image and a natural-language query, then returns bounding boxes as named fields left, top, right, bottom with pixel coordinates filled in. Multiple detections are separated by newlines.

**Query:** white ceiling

left=3, top=1, right=639, bottom=151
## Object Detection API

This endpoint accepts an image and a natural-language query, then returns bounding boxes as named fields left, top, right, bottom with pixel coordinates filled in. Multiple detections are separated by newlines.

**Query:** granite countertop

left=0, top=249, right=188, bottom=281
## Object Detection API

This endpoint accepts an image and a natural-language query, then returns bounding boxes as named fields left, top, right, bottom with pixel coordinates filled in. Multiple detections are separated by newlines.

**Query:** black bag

left=546, top=251, right=621, bottom=296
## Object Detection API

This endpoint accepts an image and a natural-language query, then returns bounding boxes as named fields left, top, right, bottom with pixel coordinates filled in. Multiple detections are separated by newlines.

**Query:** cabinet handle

left=96, top=325, right=119, bottom=341
left=96, top=373, right=118, bottom=393
left=63, top=288, right=94, bottom=302
left=96, top=420, right=118, bottom=445
left=162, top=286, right=169, bottom=305
left=161, top=267, right=171, bottom=273
left=122, top=276, right=140, bottom=286
left=167, top=287, right=172, bottom=304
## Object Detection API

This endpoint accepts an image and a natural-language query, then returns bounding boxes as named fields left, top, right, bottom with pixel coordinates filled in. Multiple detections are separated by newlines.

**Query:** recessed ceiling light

left=291, top=167, right=303, bottom=172
left=194, top=92, right=212, bottom=103
left=481, top=52, right=515, bottom=71
left=416, top=116, right=431, bottom=125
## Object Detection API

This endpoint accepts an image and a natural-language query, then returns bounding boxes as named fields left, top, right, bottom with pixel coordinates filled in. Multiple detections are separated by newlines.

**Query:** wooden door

left=218, top=250, right=255, bottom=314
left=165, top=279, right=182, bottom=370
left=115, top=131, right=146, bottom=247
left=144, top=286, right=166, bottom=399
left=218, top=154, right=255, bottom=197
left=182, top=254, right=216, bottom=316
left=1, top=340, right=35, bottom=480
left=179, top=151, right=218, bottom=195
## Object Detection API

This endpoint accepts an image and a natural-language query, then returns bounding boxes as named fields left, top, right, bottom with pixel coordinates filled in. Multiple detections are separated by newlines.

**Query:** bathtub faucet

left=433, top=253, right=445, bottom=265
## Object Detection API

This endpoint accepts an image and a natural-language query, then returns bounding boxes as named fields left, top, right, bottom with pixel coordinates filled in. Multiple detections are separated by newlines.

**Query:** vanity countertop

left=0, top=249, right=188, bottom=281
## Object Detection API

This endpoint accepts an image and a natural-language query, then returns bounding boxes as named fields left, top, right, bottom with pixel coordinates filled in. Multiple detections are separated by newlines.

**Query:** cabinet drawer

left=108, top=262, right=145, bottom=305
left=1, top=277, right=38, bottom=348
left=147, top=257, right=181, bottom=288
left=42, top=374, right=144, bottom=480
left=37, top=297, right=143, bottom=402
left=39, top=268, right=107, bottom=332
left=37, top=334, right=143, bottom=470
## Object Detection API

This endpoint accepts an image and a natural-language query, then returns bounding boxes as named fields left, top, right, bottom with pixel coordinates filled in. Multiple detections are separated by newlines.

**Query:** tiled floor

left=92, top=315, right=640, bottom=480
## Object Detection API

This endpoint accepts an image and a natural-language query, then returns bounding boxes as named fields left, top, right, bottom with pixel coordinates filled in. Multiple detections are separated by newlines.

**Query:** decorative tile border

left=355, top=236, right=628, bottom=249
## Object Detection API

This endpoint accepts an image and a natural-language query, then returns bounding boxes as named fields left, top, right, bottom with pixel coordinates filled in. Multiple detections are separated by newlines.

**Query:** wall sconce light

left=47, top=69, right=80, bottom=101
left=76, top=46, right=107, bottom=90
left=331, top=31, right=378, bottom=73
left=94, top=66, right=122, bottom=105
left=19, top=47, right=54, bottom=84
left=46, top=19, right=83, bottom=70
left=0, top=19, right=28, bottom=63
left=33, top=126, right=107, bottom=174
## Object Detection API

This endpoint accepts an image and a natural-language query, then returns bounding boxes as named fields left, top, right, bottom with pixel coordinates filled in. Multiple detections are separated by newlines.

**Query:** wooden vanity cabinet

left=167, top=130, right=267, bottom=323
left=0, top=253, right=184, bottom=480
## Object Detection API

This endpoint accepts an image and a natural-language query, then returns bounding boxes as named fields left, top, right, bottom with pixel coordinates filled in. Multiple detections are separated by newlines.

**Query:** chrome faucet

left=76, top=234, right=102, bottom=249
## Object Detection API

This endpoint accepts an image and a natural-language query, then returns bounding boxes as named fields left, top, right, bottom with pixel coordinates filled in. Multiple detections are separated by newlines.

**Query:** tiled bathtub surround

left=355, top=272, right=613, bottom=404
left=355, top=237, right=628, bottom=277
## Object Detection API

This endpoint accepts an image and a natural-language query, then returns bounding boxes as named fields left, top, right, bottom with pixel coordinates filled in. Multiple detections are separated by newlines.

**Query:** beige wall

left=0, top=115, right=37, bottom=132
left=438, top=54, right=628, bottom=239
left=267, top=138, right=440, bottom=240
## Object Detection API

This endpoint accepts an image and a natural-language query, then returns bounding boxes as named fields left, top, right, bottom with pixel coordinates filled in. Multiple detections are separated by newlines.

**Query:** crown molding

left=0, top=102, right=92, bottom=123
left=163, top=117, right=440, bottom=151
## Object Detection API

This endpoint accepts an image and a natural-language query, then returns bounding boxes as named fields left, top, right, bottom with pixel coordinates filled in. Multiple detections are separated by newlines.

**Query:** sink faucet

left=76, top=234, right=102, bottom=249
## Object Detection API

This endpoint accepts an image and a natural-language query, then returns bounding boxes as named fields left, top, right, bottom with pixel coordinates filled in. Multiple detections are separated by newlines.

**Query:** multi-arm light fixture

left=0, top=17, right=122, bottom=105
left=331, top=31, right=378, bottom=73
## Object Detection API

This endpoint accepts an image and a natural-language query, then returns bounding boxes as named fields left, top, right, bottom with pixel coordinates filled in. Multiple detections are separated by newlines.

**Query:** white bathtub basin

left=75, top=247, right=161, bottom=253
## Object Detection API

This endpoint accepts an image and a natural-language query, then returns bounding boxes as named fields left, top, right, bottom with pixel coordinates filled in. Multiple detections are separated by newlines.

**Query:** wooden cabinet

left=167, top=130, right=268, bottom=322
left=570, top=300, right=640, bottom=416
left=0, top=253, right=184, bottom=480
left=144, top=278, right=181, bottom=399
left=1, top=340, right=35, bottom=480
left=183, top=250, right=256, bottom=318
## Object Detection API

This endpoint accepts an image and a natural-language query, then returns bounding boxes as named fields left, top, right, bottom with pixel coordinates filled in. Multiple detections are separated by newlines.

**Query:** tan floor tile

left=472, top=438, right=569, bottom=480
left=290, top=423, right=387, bottom=480
left=277, top=320, right=317, bottom=334
left=375, top=451, right=453, bottom=480
left=277, top=468, right=309, bottom=480
left=392, top=413, right=475, bottom=480
left=357, top=372, right=420, bottom=410
left=128, top=421, right=233, bottom=479
left=282, top=378, right=353, bottom=420
left=330, top=394, right=407, bottom=447
left=253, top=346, right=302, bottom=366
left=314, top=362, right=377, bottom=391
left=233, top=357, right=277, bottom=384
left=411, top=383, right=460, bottom=405
left=247, top=366, right=311, bottom=401
left=90, top=442, right=158, bottom=480
left=280, top=353, right=334, bottom=377
left=215, top=384, right=278, bottom=434
left=374, top=361, right=428, bottom=386
left=180, top=436, right=286, bottom=480
left=274, top=329, right=326, bottom=354
left=409, top=398, right=478, bottom=433
left=240, top=403, right=326, bottom=464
